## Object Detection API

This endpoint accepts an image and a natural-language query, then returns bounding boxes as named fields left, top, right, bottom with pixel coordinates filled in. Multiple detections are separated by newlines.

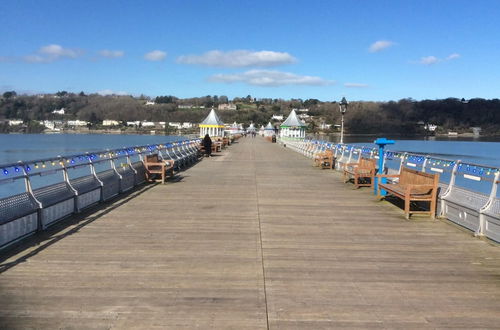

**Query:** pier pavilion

left=264, top=122, right=275, bottom=137
left=1, top=138, right=500, bottom=329
left=199, top=108, right=225, bottom=137
left=279, top=109, right=306, bottom=139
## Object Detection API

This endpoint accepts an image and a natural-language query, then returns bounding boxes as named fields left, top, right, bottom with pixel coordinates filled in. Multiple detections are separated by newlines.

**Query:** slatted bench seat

left=343, top=157, right=376, bottom=188
left=377, top=167, right=439, bottom=219
left=144, top=154, right=175, bottom=184
left=313, top=150, right=335, bottom=169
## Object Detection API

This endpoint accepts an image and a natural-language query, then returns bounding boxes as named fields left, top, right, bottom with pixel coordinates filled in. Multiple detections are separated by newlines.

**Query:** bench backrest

left=145, top=154, right=160, bottom=163
left=400, top=167, right=438, bottom=186
left=358, top=157, right=375, bottom=169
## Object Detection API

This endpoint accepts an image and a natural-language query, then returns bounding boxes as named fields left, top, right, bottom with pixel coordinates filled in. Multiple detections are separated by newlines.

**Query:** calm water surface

left=0, top=134, right=186, bottom=165
left=333, top=135, right=500, bottom=167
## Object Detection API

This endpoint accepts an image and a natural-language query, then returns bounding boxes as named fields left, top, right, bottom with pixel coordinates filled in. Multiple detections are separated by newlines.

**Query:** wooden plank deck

left=1, top=137, right=500, bottom=329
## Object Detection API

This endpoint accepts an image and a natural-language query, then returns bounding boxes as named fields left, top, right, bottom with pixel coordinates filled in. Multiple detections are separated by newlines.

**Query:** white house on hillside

left=102, top=120, right=120, bottom=126
left=218, top=103, right=237, bottom=111
left=67, top=120, right=88, bottom=126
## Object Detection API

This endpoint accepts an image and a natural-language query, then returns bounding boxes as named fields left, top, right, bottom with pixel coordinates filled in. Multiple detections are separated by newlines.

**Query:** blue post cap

left=374, top=138, right=395, bottom=146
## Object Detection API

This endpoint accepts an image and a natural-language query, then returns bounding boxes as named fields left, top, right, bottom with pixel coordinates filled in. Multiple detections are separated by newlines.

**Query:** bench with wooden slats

left=377, top=167, right=439, bottom=219
left=144, top=154, right=175, bottom=184
left=343, top=157, right=376, bottom=188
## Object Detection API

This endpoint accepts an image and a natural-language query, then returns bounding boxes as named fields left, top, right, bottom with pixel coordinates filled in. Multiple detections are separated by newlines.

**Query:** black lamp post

left=339, top=97, right=348, bottom=144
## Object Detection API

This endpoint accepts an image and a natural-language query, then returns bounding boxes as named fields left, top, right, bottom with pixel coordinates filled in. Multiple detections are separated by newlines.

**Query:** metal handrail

left=0, top=138, right=201, bottom=185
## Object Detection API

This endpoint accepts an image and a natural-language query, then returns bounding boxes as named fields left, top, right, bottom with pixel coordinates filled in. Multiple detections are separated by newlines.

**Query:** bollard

left=374, top=138, right=395, bottom=196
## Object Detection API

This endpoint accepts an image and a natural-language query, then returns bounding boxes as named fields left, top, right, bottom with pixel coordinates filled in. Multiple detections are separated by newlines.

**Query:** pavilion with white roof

left=264, top=122, right=275, bottom=137
left=199, top=108, right=225, bottom=137
left=279, top=109, right=307, bottom=139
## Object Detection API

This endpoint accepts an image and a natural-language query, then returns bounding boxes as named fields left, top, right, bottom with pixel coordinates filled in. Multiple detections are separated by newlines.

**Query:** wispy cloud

left=344, top=83, right=369, bottom=88
left=144, top=50, right=167, bottom=61
left=178, top=50, right=297, bottom=68
left=369, top=40, right=395, bottom=53
left=97, top=89, right=129, bottom=96
left=446, top=53, right=460, bottom=60
left=99, top=50, right=124, bottom=58
left=0, top=56, right=14, bottom=63
left=419, top=56, right=440, bottom=65
left=23, top=44, right=83, bottom=63
left=417, top=53, right=460, bottom=65
left=209, top=70, right=333, bottom=87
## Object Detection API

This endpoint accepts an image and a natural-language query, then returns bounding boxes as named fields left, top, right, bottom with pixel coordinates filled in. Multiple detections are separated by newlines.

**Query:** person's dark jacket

left=202, top=134, right=212, bottom=150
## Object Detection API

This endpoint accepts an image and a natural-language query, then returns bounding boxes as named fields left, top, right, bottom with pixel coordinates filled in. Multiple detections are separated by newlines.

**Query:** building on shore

left=8, top=119, right=24, bottom=126
left=279, top=109, right=307, bottom=139
left=67, top=120, right=88, bottom=127
left=199, top=108, right=225, bottom=137
left=218, top=103, right=237, bottom=111
left=102, top=120, right=120, bottom=126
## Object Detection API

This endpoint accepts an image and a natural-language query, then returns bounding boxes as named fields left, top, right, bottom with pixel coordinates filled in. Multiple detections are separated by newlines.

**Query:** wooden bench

left=377, top=167, right=439, bottom=219
left=199, top=141, right=221, bottom=155
left=143, top=154, right=175, bottom=184
left=313, top=150, right=335, bottom=169
left=343, top=157, right=376, bottom=188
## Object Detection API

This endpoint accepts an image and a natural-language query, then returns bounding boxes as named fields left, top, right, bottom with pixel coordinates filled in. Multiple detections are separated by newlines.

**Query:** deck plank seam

left=253, top=145, right=270, bottom=330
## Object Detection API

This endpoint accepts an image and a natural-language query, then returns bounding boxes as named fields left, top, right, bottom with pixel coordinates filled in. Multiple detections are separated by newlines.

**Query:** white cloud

left=369, top=40, right=394, bottom=53
left=23, top=44, right=83, bottom=63
left=415, top=53, right=460, bottom=65
left=0, top=56, right=14, bottom=62
left=446, top=53, right=460, bottom=60
left=344, top=83, right=369, bottom=88
left=144, top=50, right=167, bottom=61
left=177, top=50, right=297, bottom=68
left=39, top=44, right=80, bottom=58
left=419, top=56, right=440, bottom=65
left=209, top=70, right=333, bottom=87
left=23, top=55, right=48, bottom=63
left=99, top=50, right=124, bottom=58
left=97, top=89, right=129, bottom=96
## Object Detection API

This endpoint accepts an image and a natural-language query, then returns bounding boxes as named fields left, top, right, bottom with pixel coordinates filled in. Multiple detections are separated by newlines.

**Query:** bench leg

left=404, top=198, right=410, bottom=219
left=430, top=198, right=436, bottom=219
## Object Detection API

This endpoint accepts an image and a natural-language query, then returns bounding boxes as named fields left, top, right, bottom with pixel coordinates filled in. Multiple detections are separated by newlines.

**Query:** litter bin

left=271, top=135, right=277, bottom=143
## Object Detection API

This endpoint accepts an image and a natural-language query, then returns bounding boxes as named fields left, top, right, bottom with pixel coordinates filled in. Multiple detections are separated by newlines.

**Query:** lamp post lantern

left=339, top=97, right=348, bottom=144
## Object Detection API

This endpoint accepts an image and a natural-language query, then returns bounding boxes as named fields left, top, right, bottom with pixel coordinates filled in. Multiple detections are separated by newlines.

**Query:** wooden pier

left=1, top=137, right=500, bottom=329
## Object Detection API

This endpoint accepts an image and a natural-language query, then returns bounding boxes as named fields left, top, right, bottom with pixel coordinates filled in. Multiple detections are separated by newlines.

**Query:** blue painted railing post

left=373, top=138, right=395, bottom=196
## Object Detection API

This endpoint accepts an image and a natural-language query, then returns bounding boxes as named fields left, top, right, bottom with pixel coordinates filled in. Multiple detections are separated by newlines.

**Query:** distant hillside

left=1, top=91, right=499, bottom=135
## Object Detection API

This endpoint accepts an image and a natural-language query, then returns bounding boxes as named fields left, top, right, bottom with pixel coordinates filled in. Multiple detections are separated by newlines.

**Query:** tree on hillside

left=2, top=91, right=16, bottom=99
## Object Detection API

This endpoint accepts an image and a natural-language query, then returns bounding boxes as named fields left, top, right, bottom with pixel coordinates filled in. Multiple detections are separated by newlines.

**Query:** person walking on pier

left=202, top=134, right=212, bottom=157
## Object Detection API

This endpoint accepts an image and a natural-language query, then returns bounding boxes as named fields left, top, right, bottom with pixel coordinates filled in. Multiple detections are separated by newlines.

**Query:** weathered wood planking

left=0, top=137, right=499, bottom=329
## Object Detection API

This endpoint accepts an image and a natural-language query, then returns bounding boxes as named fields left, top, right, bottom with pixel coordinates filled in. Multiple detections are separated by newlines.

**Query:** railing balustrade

left=283, top=138, right=500, bottom=243
left=0, top=138, right=201, bottom=249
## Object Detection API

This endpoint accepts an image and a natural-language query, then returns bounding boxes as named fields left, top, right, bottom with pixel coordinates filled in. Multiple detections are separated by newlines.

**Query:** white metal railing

left=282, top=138, right=500, bottom=243
left=0, top=138, right=201, bottom=249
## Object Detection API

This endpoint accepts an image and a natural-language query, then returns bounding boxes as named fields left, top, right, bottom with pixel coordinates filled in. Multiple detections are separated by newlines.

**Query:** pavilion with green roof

left=279, top=109, right=307, bottom=139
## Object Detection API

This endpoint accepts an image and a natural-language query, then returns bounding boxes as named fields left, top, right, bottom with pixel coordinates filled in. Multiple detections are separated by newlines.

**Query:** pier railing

left=283, top=139, right=500, bottom=243
left=0, top=138, right=201, bottom=249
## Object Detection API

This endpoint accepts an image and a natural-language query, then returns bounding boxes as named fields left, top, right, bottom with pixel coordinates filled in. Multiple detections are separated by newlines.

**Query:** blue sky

left=1, top=0, right=500, bottom=101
